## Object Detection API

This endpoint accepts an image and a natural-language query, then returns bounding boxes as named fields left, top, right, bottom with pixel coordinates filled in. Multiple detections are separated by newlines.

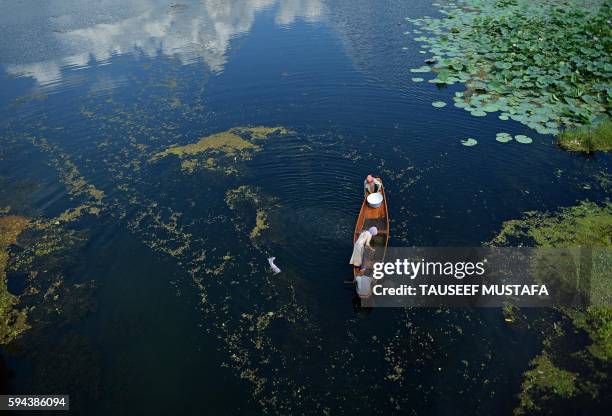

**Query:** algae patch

left=251, top=210, right=269, bottom=241
left=236, top=126, right=289, bottom=140
left=225, top=185, right=278, bottom=247
left=0, top=215, right=30, bottom=344
left=7, top=218, right=95, bottom=335
left=490, top=201, right=612, bottom=414
left=56, top=205, right=101, bottom=224
left=516, top=353, right=578, bottom=414
left=490, top=201, right=611, bottom=248
left=154, top=130, right=258, bottom=158
left=151, top=126, right=290, bottom=174
left=30, top=137, right=105, bottom=204
left=1, top=210, right=96, bottom=346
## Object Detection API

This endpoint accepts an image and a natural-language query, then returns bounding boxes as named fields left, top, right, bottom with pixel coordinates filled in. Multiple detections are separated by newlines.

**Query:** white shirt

left=356, top=275, right=373, bottom=297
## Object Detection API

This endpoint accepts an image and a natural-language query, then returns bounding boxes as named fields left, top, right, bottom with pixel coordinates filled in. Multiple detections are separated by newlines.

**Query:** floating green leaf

left=432, top=101, right=447, bottom=108
left=495, top=62, right=513, bottom=70
left=515, top=135, right=533, bottom=144
left=461, top=138, right=478, bottom=146
left=412, top=77, right=424, bottom=82
left=410, top=66, right=431, bottom=73
left=482, top=103, right=500, bottom=113
left=496, top=133, right=513, bottom=143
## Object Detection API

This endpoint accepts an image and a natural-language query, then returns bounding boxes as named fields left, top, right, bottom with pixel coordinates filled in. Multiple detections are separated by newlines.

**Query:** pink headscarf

left=368, top=227, right=378, bottom=236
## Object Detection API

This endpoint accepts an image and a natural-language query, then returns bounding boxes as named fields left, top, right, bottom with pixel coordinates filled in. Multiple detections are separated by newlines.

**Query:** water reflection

left=0, top=0, right=323, bottom=86
left=326, top=0, right=436, bottom=93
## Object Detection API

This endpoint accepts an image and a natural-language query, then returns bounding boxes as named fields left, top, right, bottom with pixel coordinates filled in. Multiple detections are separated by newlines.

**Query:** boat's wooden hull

left=352, top=178, right=389, bottom=279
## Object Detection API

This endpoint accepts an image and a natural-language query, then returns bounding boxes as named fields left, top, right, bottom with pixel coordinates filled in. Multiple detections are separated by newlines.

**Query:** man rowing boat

left=364, top=174, right=382, bottom=196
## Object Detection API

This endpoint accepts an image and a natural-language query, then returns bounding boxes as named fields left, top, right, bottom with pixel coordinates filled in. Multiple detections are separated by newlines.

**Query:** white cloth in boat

left=364, top=178, right=383, bottom=195
left=349, top=230, right=373, bottom=266
left=355, top=275, right=373, bottom=297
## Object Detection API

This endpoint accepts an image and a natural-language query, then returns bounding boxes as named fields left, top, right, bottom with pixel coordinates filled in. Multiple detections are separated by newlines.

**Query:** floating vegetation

left=241, top=126, right=290, bottom=140
left=0, top=210, right=95, bottom=347
left=557, top=118, right=612, bottom=152
left=409, top=65, right=431, bottom=73
left=470, top=110, right=486, bottom=117
left=517, top=353, right=578, bottom=414
left=491, top=201, right=611, bottom=248
left=405, top=0, right=612, bottom=137
left=491, top=201, right=612, bottom=414
left=28, top=137, right=105, bottom=205
left=515, top=135, right=533, bottom=144
left=127, top=202, right=195, bottom=259
left=225, top=185, right=279, bottom=247
left=56, top=205, right=101, bottom=224
left=432, top=101, right=447, bottom=108
left=153, top=130, right=257, bottom=159
left=204, top=253, right=234, bottom=276
left=502, top=303, right=518, bottom=323
left=411, top=77, right=424, bottom=82
left=0, top=215, right=30, bottom=344
left=461, top=138, right=478, bottom=146
left=151, top=126, right=290, bottom=174
left=0, top=135, right=103, bottom=347
left=2, top=63, right=322, bottom=412
left=495, top=132, right=513, bottom=143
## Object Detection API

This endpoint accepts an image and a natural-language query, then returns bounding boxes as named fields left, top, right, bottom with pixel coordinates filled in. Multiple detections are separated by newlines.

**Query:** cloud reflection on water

left=1, top=0, right=323, bottom=86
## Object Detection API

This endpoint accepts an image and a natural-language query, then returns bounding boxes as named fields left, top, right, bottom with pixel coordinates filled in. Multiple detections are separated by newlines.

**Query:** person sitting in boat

left=364, top=175, right=382, bottom=196
left=349, top=226, right=378, bottom=270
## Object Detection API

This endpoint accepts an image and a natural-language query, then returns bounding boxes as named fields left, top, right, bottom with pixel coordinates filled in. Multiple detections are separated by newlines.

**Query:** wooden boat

left=352, top=178, right=390, bottom=279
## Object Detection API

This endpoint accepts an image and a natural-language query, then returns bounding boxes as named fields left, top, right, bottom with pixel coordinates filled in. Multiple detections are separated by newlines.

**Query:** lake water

left=0, top=0, right=609, bottom=414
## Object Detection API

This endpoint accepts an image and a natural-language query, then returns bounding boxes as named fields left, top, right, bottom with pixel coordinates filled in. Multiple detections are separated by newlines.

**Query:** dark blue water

left=0, top=1, right=609, bottom=414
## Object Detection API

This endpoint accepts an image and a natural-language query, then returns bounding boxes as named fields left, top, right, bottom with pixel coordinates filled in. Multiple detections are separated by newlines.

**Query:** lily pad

left=461, top=138, right=478, bottom=147
left=404, top=0, right=611, bottom=135
left=412, top=77, right=425, bottom=82
left=410, top=66, right=432, bottom=73
left=432, top=101, right=447, bottom=108
left=515, top=135, right=533, bottom=144
left=470, top=110, right=487, bottom=117
left=495, top=133, right=513, bottom=143
left=482, top=103, right=500, bottom=113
